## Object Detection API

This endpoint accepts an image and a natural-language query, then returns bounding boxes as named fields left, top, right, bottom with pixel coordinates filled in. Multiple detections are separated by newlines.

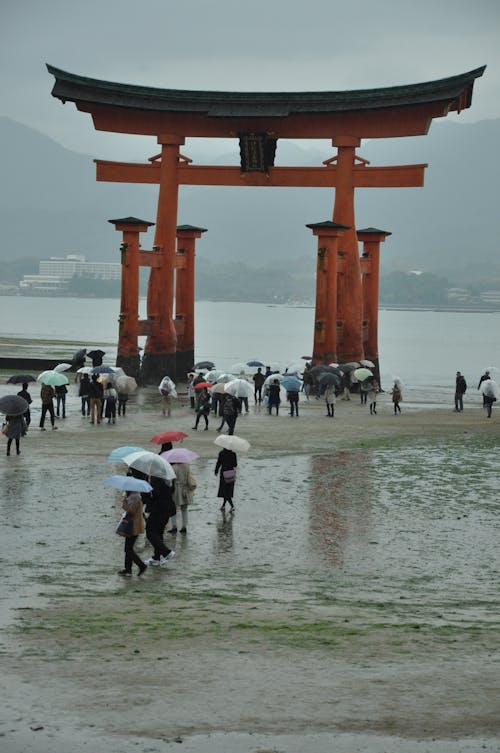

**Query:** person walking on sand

left=5, top=413, right=25, bottom=456
left=16, top=383, right=32, bottom=429
left=169, top=462, right=197, bottom=534
left=118, top=490, right=147, bottom=577
left=217, top=393, right=239, bottom=435
left=117, top=389, right=129, bottom=417
left=368, top=380, right=379, bottom=415
left=477, top=370, right=490, bottom=407
left=39, top=383, right=58, bottom=431
left=454, top=371, right=467, bottom=412
left=324, top=384, right=336, bottom=417
left=192, top=387, right=211, bottom=430
left=143, top=477, right=176, bottom=566
left=391, top=381, right=402, bottom=414
left=215, top=447, right=237, bottom=512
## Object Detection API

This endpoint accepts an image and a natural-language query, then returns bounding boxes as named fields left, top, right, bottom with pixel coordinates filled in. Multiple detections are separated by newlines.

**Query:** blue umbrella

left=92, top=365, right=115, bottom=375
left=104, top=475, right=152, bottom=493
left=282, top=376, right=302, bottom=391
left=247, top=360, right=265, bottom=367
left=107, top=446, right=145, bottom=462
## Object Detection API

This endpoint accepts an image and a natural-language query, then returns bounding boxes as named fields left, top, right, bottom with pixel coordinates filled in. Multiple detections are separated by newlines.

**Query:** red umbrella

left=194, top=381, right=212, bottom=389
left=150, top=430, right=188, bottom=445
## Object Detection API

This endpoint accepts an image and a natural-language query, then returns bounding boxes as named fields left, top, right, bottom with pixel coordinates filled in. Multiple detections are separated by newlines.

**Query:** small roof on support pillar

left=176, top=224, right=207, bottom=233
left=306, top=220, right=351, bottom=230
left=108, top=216, right=155, bottom=226
left=357, top=227, right=392, bottom=237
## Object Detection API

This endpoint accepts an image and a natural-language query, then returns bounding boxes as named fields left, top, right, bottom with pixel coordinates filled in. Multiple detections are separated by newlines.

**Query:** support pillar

left=109, top=216, right=154, bottom=380
left=142, top=134, right=184, bottom=384
left=175, top=224, right=207, bottom=379
left=306, top=221, right=349, bottom=365
left=358, top=227, right=391, bottom=383
left=331, top=137, right=364, bottom=363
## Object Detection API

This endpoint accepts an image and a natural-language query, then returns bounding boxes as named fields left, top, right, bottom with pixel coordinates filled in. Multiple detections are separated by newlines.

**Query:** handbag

left=222, top=469, right=236, bottom=483
left=116, top=512, right=133, bottom=537
left=1, top=422, right=9, bottom=436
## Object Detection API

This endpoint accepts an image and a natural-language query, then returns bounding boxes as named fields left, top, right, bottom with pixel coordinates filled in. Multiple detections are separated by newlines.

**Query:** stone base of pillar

left=141, top=352, right=176, bottom=385
left=116, top=354, right=141, bottom=382
left=176, top=349, right=195, bottom=381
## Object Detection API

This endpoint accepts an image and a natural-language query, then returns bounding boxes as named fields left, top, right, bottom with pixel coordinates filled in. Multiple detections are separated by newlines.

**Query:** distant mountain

left=0, top=116, right=498, bottom=279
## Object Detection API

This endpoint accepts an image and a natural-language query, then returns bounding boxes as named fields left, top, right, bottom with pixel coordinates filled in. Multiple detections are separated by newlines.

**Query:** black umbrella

left=87, top=349, right=106, bottom=366
left=6, top=374, right=36, bottom=384
left=193, top=360, right=215, bottom=370
left=0, top=395, right=29, bottom=416
left=310, top=365, right=329, bottom=376
left=338, top=363, right=359, bottom=373
left=318, top=372, right=341, bottom=387
left=71, top=348, right=87, bottom=367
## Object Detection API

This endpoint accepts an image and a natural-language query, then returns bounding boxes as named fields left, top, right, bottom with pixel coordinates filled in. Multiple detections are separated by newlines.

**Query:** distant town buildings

left=19, top=255, right=121, bottom=295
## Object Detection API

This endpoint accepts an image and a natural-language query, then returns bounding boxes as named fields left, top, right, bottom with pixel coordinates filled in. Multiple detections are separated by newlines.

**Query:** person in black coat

left=16, top=383, right=32, bottom=429
left=143, top=476, right=176, bottom=566
left=215, top=448, right=238, bottom=511
left=454, top=371, right=467, bottom=412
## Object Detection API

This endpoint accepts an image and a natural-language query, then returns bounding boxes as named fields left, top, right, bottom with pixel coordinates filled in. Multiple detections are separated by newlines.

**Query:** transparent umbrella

left=37, top=370, right=69, bottom=386
left=214, top=434, right=251, bottom=453
left=122, top=451, right=176, bottom=481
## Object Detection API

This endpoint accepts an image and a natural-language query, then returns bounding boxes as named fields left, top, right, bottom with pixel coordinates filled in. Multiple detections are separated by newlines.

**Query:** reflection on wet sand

left=308, top=450, right=375, bottom=566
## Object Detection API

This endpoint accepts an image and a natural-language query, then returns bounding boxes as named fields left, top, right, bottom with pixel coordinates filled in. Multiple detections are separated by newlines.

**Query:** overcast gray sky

left=1, top=0, right=499, bottom=160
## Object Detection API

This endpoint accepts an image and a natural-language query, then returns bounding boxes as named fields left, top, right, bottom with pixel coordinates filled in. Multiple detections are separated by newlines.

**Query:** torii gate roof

left=47, top=64, right=485, bottom=139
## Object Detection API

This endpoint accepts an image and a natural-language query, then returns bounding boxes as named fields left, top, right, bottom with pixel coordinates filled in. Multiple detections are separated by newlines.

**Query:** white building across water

left=20, top=255, right=121, bottom=294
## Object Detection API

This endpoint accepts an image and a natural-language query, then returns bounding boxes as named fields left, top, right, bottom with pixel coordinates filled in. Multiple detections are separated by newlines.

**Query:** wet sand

left=1, top=386, right=499, bottom=752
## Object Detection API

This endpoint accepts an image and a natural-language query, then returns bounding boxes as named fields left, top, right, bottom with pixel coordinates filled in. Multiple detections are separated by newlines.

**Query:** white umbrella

left=115, top=375, right=138, bottom=394
left=224, top=378, right=254, bottom=400
left=481, top=379, right=499, bottom=399
left=360, top=359, right=375, bottom=368
left=263, top=373, right=283, bottom=388
left=122, top=451, right=176, bottom=481
left=77, top=366, right=93, bottom=374
left=284, top=361, right=303, bottom=375
left=159, top=375, right=177, bottom=398
left=214, top=434, right=251, bottom=453
left=37, top=370, right=69, bottom=386
left=205, top=369, right=222, bottom=383
left=214, top=373, right=234, bottom=383
left=210, top=382, right=227, bottom=394
left=54, top=362, right=72, bottom=373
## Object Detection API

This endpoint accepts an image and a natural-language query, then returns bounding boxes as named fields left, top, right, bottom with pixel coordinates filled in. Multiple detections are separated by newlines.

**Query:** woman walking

left=215, top=447, right=238, bottom=511
left=192, top=387, right=211, bottom=430
left=391, top=381, right=402, bottom=414
left=143, top=477, right=176, bottom=565
left=118, top=490, right=147, bottom=577
left=170, top=462, right=197, bottom=533
left=324, top=384, right=336, bottom=417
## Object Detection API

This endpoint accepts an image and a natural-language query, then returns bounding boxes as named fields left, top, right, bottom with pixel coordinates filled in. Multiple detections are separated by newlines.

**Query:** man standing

left=477, top=369, right=490, bottom=407
left=454, top=371, right=467, bottom=412
left=40, top=383, right=58, bottom=430
left=88, top=374, right=104, bottom=424
left=252, top=367, right=265, bottom=404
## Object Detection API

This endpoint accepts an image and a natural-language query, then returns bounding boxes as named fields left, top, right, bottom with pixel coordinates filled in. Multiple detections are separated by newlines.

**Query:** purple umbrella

left=161, top=448, right=199, bottom=464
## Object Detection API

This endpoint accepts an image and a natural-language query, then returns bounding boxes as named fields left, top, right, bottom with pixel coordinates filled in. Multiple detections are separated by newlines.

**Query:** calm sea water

left=1, top=296, right=499, bottom=401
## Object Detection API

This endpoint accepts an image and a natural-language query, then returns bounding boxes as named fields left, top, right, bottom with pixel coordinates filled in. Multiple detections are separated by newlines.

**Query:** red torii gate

left=47, top=64, right=485, bottom=382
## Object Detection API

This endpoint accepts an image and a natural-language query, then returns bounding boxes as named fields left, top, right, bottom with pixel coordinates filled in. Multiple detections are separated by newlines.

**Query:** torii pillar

left=358, top=227, right=391, bottom=383
left=306, top=221, right=350, bottom=365
left=331, top=136, right=365, bottom=363
left=109, top=216, right=155, bottom=380
left=175, top=224, right=207, bottom=377
left=141, top=134, right=184, bottom=383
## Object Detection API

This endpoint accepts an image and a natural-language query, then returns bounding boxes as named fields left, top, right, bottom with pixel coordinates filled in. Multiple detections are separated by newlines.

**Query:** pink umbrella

left=161, top=448, right=199, bottom=464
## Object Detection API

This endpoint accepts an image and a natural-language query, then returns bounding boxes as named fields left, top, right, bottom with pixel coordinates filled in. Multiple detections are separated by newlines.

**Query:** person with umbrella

left=5, top=412, right=26, bottom=456
left=118, top=489, right=148, bottom=577
left=166, top=452, right=198, bottom=534
left=391, top=381, right=402, bottom=414
left=143, top=476, right=176, bottom=567
left=368, top=379, right=380, bottom=415
left=39, top=383, right=57, bottom=431
left=216, top=393, right=239, bottom=435
left=477, top=370, right=490, bottom=408
left=16, top=383, right=32, bottom=430
left=79, top=373, right=91, bottom=416
left=192, top=386, right=211, bottom=430
left=215, top=446, right=238, bottom=512
left=302, top=367, right=314, bottom=400
left=324, top=383, right=336, bottom=417
left=88, top=374, right=104, bottom=425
